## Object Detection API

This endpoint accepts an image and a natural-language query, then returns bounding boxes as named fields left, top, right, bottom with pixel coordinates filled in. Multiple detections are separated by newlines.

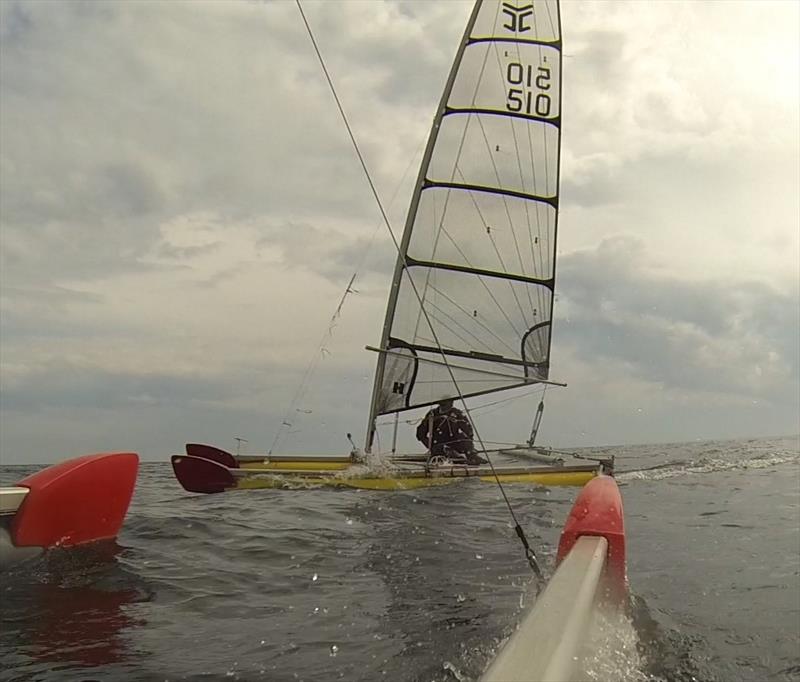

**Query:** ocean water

left=1, top=435, right=798, bottom=682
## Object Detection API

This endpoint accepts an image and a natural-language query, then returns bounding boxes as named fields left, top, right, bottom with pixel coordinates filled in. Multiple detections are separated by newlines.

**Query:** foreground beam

left=481, top=474, right=627, bottom=681
left=482, top=534, right=608, bottom=682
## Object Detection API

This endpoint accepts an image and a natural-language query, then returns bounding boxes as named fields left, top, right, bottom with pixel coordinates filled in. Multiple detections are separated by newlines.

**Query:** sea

left=1, top=435, right=798, bottom=682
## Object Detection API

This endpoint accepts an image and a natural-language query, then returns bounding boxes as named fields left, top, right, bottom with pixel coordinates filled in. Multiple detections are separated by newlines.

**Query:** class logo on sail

left=501, top=2, right=534, bottom=33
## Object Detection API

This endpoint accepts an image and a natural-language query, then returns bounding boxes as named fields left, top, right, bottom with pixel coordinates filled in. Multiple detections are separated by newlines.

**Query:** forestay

left=367, top=0, right=562, bottom=447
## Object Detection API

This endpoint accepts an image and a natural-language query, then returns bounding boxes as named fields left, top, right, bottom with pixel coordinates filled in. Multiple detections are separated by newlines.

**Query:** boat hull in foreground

left=0, top=452, right=139, bottom=569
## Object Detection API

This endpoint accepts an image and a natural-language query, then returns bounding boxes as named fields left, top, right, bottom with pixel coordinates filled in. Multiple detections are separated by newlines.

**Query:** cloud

left=556, top=236, right=799, bottom=400
left=1, top=0, right=797, bottom=461
left=0, top=364, right=230, bottom=412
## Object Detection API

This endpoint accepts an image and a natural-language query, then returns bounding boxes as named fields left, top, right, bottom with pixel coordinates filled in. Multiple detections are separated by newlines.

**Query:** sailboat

left=171, top=0, right=612, bottom=494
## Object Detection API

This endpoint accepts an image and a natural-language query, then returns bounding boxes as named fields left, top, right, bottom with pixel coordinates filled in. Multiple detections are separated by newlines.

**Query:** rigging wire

left=295, top=0, right=545, bottom=584
left=268, top=273, right=356, bottom=454
left=268, top=140, right=425, bottom=455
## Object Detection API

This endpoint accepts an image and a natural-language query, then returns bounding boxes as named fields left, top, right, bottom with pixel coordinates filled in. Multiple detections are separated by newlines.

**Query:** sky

left=1, top=0, right=798, bottom=463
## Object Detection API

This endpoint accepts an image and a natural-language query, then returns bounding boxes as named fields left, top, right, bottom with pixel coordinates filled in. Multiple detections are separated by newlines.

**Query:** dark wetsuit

left=415, top=406, right=475, bottom=456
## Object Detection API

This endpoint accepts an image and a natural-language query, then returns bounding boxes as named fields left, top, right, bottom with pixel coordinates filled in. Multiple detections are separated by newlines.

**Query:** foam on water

left=618, top=452, right=799, bottom=482
left=580, top=605, right=649, bottom=682
left=616, top=437, right=799, bottom=483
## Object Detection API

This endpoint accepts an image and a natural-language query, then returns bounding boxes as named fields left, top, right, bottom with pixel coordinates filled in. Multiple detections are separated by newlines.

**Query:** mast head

left=438, top=398, right=454, bottom=411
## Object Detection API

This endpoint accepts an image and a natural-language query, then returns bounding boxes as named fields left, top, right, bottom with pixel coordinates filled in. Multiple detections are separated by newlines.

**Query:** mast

left=365, top=0, right=485, bottom=452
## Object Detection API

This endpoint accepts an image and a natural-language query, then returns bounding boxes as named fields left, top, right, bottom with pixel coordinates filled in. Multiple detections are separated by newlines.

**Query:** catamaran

left=172, top=0, right=612, bottom=494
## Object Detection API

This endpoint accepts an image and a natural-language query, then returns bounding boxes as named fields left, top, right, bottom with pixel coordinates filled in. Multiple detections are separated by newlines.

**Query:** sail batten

left=467, top=37, right=561, bottom=48
left=386, top=342, right=546, bottom=370
left=444, top=107, right=560, bottom=127
left=366, top=0, right=562, bottom=444
left=405, top=256, right=554, bottom=288
left=422, top=180, right=557, bottom=207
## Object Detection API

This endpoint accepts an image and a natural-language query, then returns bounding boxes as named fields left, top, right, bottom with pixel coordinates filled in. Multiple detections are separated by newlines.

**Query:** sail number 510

left=506, top=63, right=551, bottom=116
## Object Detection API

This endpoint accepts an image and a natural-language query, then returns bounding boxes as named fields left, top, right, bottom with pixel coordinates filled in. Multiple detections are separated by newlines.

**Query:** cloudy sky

left=1, top=0, right=798, bottom=463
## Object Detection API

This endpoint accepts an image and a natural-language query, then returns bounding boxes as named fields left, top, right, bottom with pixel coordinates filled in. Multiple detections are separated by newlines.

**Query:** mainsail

left=367, top=0, right=562, bottom=448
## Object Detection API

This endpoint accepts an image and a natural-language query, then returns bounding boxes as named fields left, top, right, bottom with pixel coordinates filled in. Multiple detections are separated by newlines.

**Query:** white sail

left=367, top=0, right=562, bottom=445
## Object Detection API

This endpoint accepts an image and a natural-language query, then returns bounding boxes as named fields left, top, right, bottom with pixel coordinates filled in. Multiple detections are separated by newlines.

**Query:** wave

left=617, top=451, right=799, bottom=482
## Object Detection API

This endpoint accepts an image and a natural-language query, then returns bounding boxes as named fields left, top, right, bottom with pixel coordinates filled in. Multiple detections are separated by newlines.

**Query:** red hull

left=171, top=454, right=236, bottom=494
left=185, top=443, right=239, bottom=468
left=10, top=452, right=139, bottom=549
left=556, top=473, right=627, bottom=601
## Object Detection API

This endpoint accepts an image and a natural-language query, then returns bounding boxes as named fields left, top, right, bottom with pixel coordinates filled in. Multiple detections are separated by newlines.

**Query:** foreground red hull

left=1, top=452, right=139, bottom=567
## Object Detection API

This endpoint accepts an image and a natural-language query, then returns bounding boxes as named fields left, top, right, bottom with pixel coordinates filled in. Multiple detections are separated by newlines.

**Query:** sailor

left=415, top=399, right=487, bottom=465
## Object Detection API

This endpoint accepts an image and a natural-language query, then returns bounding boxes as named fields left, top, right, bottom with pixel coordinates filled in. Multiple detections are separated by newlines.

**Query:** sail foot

left=367, top=344, right=547, bottom=416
